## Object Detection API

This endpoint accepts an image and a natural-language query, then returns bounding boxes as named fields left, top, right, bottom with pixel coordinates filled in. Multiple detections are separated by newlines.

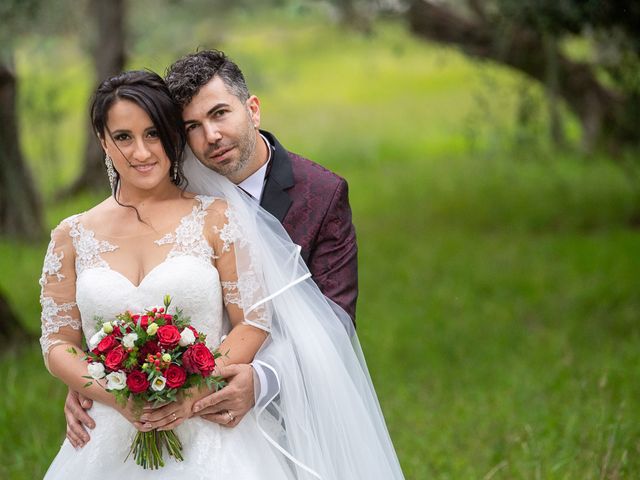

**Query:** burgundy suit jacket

left=259, top=131, right=358, bottom=322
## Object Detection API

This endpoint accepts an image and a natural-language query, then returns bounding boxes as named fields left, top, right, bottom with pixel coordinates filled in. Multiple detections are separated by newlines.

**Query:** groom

left=64, top=50, right=358, bottom=446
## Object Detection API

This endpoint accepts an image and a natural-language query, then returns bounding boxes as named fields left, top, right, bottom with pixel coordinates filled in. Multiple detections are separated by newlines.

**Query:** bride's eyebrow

left=110, top=125, right=155, bottom=135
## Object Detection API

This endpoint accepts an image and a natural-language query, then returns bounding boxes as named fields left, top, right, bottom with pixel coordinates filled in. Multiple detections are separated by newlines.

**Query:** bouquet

left=78, top=294, right=226, bottom=469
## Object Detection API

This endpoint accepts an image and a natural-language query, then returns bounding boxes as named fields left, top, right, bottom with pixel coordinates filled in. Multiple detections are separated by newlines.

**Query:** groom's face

left=182, top=76, right=261, bottom=184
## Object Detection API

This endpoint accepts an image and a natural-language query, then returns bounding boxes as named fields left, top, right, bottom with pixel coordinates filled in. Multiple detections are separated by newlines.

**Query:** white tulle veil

left=182, top=150, right=404, bottom=479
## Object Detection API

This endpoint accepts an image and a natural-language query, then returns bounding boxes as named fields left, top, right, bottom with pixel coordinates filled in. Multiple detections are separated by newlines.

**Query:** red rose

left=126, top=370, right=150, bottom=394
left=162, top=314, right=173, bottom=324
left=132, top=314, right=149, bottom=330
left=157, top=325, right=181, bottom=349
left=96, top=334, right=118, bottom=354
left=182, top=343, right=216, bottom=376
left=165, top=364, right=187, bottom=389
left=138, top=340, right=160, bottom=362
left=104, top=346, right=128, bottom=371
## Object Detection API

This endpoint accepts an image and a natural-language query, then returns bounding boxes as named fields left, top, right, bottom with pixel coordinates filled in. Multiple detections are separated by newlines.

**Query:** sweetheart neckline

left=78, top=255, right=218, bottom=289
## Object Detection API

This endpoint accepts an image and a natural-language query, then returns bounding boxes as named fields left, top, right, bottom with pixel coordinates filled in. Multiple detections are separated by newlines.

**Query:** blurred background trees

left=65, top=0, right=127, bottom=195
left=406, top=0, right=640, bottom=153
left=0, top=0, right=45, bottom=240
left=329, top=0, right=640, bottom=152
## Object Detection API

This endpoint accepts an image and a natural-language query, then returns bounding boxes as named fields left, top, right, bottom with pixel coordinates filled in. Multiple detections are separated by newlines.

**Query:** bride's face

left=101, top=99, right=172, bottom=192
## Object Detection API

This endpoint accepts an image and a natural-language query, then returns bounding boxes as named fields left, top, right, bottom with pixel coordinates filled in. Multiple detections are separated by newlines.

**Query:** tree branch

left=407, top=0, right=624, bottom=151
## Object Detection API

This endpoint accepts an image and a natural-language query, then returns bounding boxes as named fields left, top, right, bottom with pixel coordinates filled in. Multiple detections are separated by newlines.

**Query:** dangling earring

left=104, top=154, right=117, bottom=191
left=172, top=161, right=178, bottom=182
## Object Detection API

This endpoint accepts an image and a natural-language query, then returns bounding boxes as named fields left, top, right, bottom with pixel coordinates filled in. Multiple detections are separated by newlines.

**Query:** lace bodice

left=39, top=195, right=269, bottom=365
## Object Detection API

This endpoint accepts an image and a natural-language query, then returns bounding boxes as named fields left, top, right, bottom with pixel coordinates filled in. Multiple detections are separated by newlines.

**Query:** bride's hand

left=137, top=390, right=200, bottom=432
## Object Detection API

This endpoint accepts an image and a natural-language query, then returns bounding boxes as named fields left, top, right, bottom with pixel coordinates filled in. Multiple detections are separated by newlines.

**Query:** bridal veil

left=182, top=151, right=404, bottom=479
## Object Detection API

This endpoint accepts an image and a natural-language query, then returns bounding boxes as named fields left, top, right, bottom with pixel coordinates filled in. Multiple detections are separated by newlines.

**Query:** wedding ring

left=225, top=411, right=235, bottom=423
left=172, top=413, right=177, bottom=421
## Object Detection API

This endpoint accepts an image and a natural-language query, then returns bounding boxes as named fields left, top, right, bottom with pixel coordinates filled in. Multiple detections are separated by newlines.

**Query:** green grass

left=3, top=7, right=640, bottom=479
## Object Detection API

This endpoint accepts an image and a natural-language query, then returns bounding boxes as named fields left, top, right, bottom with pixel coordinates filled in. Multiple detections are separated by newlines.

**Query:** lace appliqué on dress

left=155, top=195, right=215, bottom=263
left=40, top=239, right=65, bottom=287
left=212, top=204, right=247, bottom=253
left=217, top=205, right=271, bottom=331
left=40, top=296, right=81, bottom=354
left=67, top=217, right=118, bottom=275
left=39, top=217, right=83, bottom=357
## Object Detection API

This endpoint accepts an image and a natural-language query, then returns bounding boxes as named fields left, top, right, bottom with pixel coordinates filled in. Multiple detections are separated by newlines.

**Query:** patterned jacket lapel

left=260, top=131, right=294, bottom=222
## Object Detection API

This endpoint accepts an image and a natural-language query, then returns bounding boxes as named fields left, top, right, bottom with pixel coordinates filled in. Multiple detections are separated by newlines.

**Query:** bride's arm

left=40, top=221, right=137, bottom=424
left=208, top=201, right=270, bottom=366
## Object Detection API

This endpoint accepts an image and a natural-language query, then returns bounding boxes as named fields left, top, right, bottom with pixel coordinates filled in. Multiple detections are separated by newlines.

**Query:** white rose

left=87, top=362, right=106, bottom=379
left=105, top=371, right=127, bottom=390
left=151, top=375, right=166, bottom=392
left=122, top=333, right=138, bottom=349
left=88, top=330, right=107, bottom=350
left=102, top=321, right=113, bottom=334
left=179, top=328, right=195, bottom=347
left=146, top=323, right=159, bottom=336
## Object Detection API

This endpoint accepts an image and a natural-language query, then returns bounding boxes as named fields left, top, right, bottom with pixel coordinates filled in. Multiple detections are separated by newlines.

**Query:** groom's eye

left=213, top=109, right=227, bottom=118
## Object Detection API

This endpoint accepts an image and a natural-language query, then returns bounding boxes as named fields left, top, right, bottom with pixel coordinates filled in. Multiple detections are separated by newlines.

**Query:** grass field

left=2, top=8, right=640, bottom=479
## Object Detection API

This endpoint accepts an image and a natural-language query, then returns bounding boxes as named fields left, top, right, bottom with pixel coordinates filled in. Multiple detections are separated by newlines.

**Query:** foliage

left=1, top=7, right=640, bottom=479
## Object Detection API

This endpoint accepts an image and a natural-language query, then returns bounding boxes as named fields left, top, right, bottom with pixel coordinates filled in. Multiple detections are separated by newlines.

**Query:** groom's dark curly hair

left=165, top=50, right=250, bottom=108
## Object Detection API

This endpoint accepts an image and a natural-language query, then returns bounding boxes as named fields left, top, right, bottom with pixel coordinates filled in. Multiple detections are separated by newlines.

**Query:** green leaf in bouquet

left=124, top=354, right=139, bottom=370
left=113, top=389, right=130, bottom=408
left=93, top=316, right=105, bottom=331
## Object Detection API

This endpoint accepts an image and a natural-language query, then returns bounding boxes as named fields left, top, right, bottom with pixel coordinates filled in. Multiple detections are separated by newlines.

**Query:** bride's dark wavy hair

left=90, top=70, right=187, bottom=193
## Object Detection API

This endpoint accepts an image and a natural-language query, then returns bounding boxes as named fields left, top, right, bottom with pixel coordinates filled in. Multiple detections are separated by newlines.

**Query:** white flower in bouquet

left=179, top=328, right=195, bottom=347
left=122, top=332, right=138, bottom=349
left=106, top=371, right=127, bottom=390
left=151, top=375, right=167, bottom=392
left=87, top=362, right=106, bottom=379
left=102, top=321, right=114, bottom=334
left=88, top=330, right=107, bottom=350
left=146, top=323, right=159, bottom=336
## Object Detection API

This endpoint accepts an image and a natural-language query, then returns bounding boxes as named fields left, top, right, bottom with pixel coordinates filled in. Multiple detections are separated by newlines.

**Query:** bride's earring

left=104, top=154, right=117, bottom=191
left=172, top=161, right=178, bottom=182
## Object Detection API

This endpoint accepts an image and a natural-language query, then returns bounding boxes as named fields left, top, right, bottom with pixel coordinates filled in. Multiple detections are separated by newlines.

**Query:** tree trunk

left=0, top=290, right=33, bottom=345
left=407, top=0, right=630, bottom=153
left=63, top=0, right=126, bottom=196
left=0, top=55, right=43, bottom=240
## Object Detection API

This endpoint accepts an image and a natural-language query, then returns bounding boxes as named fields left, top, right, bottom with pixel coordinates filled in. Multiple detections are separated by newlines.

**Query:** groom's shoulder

left=287, top=151, right=347, bottom=192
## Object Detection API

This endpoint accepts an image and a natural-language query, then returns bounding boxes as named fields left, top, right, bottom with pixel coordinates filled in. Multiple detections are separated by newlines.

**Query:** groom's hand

left=64, top=389, right=95, bottom=448
left=192, top=363, right=254, bottom=428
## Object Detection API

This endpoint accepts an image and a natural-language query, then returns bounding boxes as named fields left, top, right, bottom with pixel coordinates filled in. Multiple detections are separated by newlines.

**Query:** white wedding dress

left=41, top=195, right=295, bottom=479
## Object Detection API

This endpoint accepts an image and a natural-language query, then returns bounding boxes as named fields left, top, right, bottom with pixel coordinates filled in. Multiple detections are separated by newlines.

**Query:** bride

left=40, top=70, right=404, bottom=479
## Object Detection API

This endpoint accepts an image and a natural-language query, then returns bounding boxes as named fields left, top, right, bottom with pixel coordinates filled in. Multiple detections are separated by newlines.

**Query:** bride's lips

left=130, top=162, right=157, bottom=173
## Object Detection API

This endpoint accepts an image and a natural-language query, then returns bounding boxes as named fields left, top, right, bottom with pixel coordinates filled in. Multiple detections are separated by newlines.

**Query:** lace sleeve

left=204, top=198, right=271, bottom=332
left=39, top=219, right=82, bottom=371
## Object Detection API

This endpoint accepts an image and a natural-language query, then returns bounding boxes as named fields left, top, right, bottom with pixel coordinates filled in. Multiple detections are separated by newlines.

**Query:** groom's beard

left=202, top=115, right=257, bottom=182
